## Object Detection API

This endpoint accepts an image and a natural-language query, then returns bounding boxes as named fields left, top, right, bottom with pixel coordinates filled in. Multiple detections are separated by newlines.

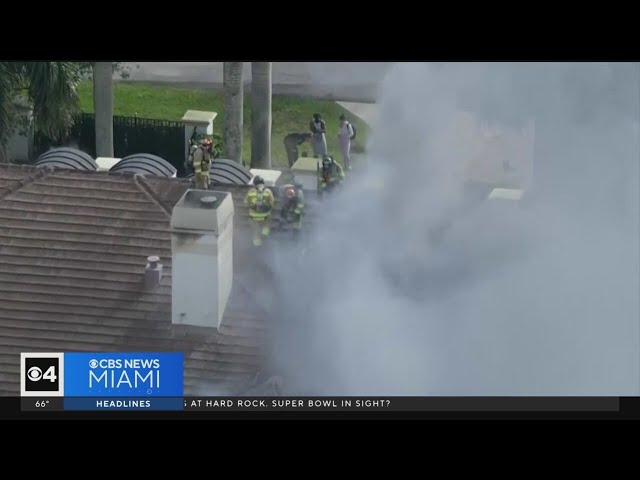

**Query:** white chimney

left=170, top=189, right=234, bottom=329
left=488, top=188, right=525, bottom=201
left=249, top=168, right=282, bottom=187
left=96, top=157, right=122, bottom=172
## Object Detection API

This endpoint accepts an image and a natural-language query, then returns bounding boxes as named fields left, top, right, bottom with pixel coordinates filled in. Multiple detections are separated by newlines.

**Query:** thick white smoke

left=270, top=62, right=640, bottom=396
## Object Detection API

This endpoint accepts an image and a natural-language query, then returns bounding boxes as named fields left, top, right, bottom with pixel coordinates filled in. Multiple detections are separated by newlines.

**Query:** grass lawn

left=77, top=81, right=369, bottom=170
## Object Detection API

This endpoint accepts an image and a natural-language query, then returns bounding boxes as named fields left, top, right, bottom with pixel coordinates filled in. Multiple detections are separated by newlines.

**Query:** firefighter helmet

left=199, top=138, right=213, bottom=149
left=254, top=176, right=265, bottom=186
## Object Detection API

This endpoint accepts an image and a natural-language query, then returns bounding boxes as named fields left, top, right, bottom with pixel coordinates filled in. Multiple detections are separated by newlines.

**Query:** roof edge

left=133, top=174, right=173, bottom=218
left=0, top=165, right=55, bottom=202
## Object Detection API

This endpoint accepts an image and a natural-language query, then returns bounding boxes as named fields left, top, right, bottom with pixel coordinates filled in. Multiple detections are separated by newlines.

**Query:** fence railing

left=34, top=113, right=186, bottom=174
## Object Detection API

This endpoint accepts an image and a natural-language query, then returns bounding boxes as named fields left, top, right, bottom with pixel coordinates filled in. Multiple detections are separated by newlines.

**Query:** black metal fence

left=34, top=113, right=185, bottom=173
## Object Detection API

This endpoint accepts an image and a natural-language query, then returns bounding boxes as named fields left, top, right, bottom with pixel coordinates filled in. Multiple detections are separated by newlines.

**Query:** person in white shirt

left=309, top=113, right=328, bottom=158
left=338, top=114, right=354, bottom=170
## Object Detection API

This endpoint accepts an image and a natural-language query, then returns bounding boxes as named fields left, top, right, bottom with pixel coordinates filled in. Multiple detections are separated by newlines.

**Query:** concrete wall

left=7, top=100, right=34, bottom=162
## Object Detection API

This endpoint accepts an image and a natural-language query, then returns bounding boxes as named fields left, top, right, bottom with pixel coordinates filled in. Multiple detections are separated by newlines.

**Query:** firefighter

left=244, top=176, right=275, bottom=246
left=280, top=183, right=305, bottom=233
left=319, top=154, right=345, bottom=194
left=184, top=128, right=200, bottom=175
left=192, top=138, right=213, bottom=190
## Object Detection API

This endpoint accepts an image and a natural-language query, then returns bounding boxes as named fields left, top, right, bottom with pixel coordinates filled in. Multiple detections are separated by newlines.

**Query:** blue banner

left=64, top=353, right=183, bottom=397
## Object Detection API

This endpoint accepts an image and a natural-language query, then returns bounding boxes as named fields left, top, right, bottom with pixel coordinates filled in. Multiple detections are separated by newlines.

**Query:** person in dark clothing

left=283, top=132, right=312, bottom=168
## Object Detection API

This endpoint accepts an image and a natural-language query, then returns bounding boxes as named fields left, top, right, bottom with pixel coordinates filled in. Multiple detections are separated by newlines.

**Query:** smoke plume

left=270, top=62, right=640, bottom=396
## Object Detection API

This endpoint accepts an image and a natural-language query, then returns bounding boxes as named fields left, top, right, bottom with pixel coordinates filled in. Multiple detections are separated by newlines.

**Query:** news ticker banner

left=21, top=352, right=184, bottom=411
left=19, top=352, right=620, bottom=412
left=21, top=396, right=621, bottom=412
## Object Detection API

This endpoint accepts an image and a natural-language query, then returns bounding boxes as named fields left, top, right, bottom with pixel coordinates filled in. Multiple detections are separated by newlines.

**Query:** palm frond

left=0, top=62, right=22, bottom=151
left=24, top=62, right=82, bottom=141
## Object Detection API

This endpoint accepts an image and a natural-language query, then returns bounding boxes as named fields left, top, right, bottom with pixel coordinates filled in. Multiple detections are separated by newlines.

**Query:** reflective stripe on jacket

left=244, top=188, right=274, bottom=219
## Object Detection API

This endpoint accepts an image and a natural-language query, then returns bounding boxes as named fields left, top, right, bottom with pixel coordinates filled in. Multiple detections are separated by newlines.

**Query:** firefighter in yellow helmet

left=192, top=138, right=213, bottom=189
left=244, top=176, right=275, bottom=246
left=280, top=183, right=305, bottom=234
left=318, top=154, right=345, bottom=195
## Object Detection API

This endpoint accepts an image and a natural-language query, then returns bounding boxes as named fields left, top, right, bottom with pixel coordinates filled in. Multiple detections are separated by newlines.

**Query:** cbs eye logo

left=21, top=353, right=64, bottom=396
left=27, top=365, right=57, bottom=383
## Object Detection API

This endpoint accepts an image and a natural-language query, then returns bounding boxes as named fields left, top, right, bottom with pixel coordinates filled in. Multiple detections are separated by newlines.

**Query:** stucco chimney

left=170, top=189, right=234, bottom=329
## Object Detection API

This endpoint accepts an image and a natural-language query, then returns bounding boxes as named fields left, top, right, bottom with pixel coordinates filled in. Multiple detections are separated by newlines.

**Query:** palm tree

left=250, top=62, right=272, bottom=169
left=0, top=62, right=81, bottom=163
left=92, top=62, right=114, bottom=158
left=223, top=62, right=244, bottom=163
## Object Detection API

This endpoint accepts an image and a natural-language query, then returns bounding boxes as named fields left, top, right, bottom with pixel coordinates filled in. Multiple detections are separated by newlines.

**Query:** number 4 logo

left=42, top=366, right=57, bottom=383
left=21, top=353, right=64, bottom=397
left=27, top=365, right=57, bottom=383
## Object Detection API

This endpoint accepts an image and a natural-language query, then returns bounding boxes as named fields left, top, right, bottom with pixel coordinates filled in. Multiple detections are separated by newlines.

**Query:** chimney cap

left=170, top=189, right=233, bottom=235
left=200, top=196, right=218, bottom=208
left=147, top=255, right=160, bottom=264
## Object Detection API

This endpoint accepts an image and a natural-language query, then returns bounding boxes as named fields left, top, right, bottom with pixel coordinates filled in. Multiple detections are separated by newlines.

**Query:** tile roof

left=0, top=164, right=312, bottom=396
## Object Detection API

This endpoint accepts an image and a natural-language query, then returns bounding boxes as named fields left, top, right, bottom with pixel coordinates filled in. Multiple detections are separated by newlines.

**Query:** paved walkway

left=120, top=62, right=393, bottom=103
left=336, top=101, right=379, bottom=127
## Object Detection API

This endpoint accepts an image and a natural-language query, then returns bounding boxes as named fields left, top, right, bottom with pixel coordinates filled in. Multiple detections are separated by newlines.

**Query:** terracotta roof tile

left=0, top=164, right=307, bottom=396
